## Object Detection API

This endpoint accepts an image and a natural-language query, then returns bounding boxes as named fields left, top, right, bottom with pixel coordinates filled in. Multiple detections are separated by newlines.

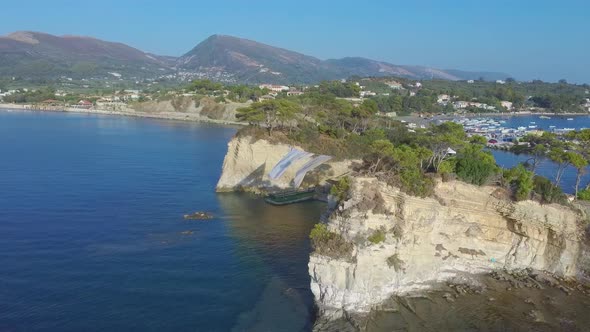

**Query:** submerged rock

left=315, top=273, right=590, bottom=331
left=183, top=211, right=213, bottom=220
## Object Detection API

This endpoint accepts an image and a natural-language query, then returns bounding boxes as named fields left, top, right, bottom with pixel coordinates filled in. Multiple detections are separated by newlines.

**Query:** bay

left=0, top=110, right=322, bottom=332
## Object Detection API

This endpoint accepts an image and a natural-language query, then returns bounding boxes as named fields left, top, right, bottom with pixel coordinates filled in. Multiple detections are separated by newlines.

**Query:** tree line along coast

left=1, top=76, right=590, bottom=115
left=2, top=76, right=590, bottom=202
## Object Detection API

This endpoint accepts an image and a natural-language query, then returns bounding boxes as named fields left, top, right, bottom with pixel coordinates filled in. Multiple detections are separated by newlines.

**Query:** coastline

left=0, top=103, right=246, bottom=127
left=214, top=134, right=590, bottom=330
left=4, top=102, right=587, bottom=127
left=396, top=111, right=590, bottom=125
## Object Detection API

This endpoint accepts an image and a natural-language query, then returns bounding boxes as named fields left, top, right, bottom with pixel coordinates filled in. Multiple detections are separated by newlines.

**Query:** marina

left=445, top=115, right=590, bottom=148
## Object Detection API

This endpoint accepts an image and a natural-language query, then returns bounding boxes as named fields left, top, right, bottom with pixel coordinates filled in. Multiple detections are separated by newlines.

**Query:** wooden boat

left=265, top=188, right=316, bottom=205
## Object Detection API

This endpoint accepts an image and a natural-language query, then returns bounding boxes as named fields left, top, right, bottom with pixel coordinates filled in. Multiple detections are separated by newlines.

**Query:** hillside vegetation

left=230, top=79, right=589, bottom=203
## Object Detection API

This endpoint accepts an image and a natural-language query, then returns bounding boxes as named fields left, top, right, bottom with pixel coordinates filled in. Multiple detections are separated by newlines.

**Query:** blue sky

left=1, top=0, right=589, bottom=83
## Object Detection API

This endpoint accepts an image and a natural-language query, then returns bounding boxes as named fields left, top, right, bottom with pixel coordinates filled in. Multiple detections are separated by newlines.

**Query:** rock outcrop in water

left=216, top=135, right=351, bottom=193
left=309, top=177, right=590, bottom=320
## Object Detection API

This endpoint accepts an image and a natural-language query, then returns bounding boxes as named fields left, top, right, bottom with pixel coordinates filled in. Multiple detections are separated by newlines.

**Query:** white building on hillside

left=454, top=101, right=469, bottom=109
left=437, top=94, right=451, bottom=105
left=360, top=91, right=377, bottom=97
left=501, top=101, right=513, bottom=110
left=259, top=84, right=289, bottom=92
left=384, top=81, right=403, bottom=89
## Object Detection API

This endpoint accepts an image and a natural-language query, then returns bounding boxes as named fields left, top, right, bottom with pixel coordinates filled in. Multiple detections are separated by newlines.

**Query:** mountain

left=0, top=31, right=509, bottom=83
left=178, top=34, right=340, bottom=84
left=0, top=31, right=174, bottom=79
left=324, top=58, right=468, bottom=81
left=177, top=35, right=509, bottom=83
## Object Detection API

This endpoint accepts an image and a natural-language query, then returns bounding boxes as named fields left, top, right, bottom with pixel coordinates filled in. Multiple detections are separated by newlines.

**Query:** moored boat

left=264, top=188, right=316, bottom=205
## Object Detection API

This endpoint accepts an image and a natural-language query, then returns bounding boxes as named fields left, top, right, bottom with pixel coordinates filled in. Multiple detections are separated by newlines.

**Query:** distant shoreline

left=2, top=103, right=588, bottom=127
left=396, top=111, right=590, bottom=124
left=0, top=103, right=245, bottom=127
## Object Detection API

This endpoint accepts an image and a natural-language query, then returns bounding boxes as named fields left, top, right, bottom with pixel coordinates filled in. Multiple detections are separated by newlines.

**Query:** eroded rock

left=309, top=177, right=589, bottom=318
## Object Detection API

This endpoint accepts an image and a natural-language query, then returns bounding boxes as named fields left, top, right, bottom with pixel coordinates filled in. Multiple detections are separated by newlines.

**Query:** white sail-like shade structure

left=293, top=155, right=333, bottom=188
left=268, top=148, right=313, bottom=180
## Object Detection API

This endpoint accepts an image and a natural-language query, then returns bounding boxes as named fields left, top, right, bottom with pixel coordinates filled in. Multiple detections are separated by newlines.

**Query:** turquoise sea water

left=0, top=110, right=323, bottom=331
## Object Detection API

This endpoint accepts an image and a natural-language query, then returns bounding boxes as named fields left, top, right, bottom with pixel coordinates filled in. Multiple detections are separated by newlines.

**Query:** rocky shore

left=309, top=177, right=590, bottom=330
left=215, top=135, right=590, bottom=331
left=0, top=99, right=245, bottom=126
left=314, top=268, right=590, bottom=331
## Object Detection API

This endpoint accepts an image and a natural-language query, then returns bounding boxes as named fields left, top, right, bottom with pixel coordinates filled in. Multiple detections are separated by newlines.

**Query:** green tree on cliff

left=504, top=164, right=534, bottom=201
left=547, top=148, right=572, bottom=187
left=236, top=99, right=300, bottom=135
left=455, top=145, right=497, bottom=186
left=568, top=152, right=588, bottom=199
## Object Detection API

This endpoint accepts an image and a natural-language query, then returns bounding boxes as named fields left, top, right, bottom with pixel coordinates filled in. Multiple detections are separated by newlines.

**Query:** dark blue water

left=492, top=114, right=590, bottom=131
left=487, top=115, right=590, bottom=194
left=493, top=150, right=590, bottom=194
left=0, top=110, right=323, bottom=331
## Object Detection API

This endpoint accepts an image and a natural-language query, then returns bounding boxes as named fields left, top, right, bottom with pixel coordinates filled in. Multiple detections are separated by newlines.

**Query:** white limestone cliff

left=309, top=177, right=589, bottom=318
left=216, top=135, right=351, bottom=192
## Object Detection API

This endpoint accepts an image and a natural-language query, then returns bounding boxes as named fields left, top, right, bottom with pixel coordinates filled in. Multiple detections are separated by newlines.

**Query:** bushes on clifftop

left=309, top=224, right=353, bottom=260
left=455, top=145, right=498, bottom=186
left=533, top=176, right=567, bottom=204
left=578, top=189, right=590, bottom=201
left=502, top=164, right=567, bottom=204
left=503, top=164, right=534, bottom=201
left=330, top=176, right=351, bottom=202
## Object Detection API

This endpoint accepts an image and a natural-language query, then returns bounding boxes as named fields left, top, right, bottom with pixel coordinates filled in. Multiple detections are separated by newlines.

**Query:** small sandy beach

left=0, top=103, right=245, bottom=126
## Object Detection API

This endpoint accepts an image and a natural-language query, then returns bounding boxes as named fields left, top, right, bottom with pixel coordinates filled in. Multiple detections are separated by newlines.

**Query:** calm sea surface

left=489, top=115, right=590, bottom=194
left=1, top=110, right=588, bottom=332
left=0, top=110, right=324, bottom=331
left=491, top=114, right=590, bottom=131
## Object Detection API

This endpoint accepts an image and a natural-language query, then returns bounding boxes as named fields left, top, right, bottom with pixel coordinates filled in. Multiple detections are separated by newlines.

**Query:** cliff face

left=131, top=97, right=246, bottom=122
left=216, top=135, right=351, bottom=192
left=309, top=177, right=589, bottom=318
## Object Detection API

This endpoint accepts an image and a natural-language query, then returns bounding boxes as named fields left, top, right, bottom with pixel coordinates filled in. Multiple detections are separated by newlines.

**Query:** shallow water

left=365, top=275, right=590, bottom=332
left=0, top=110, right=323, bottom=331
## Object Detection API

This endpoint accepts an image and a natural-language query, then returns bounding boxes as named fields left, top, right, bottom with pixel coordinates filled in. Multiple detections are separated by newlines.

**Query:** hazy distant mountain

left=178, top=35, right=509, bottom=83
left=0, top=31, right=509, bottom=83
left=442, top=69, right=510, bottom=82
left=0, top=31, right=173, bottom=79
left=324, top=58, right=488, bottom=81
